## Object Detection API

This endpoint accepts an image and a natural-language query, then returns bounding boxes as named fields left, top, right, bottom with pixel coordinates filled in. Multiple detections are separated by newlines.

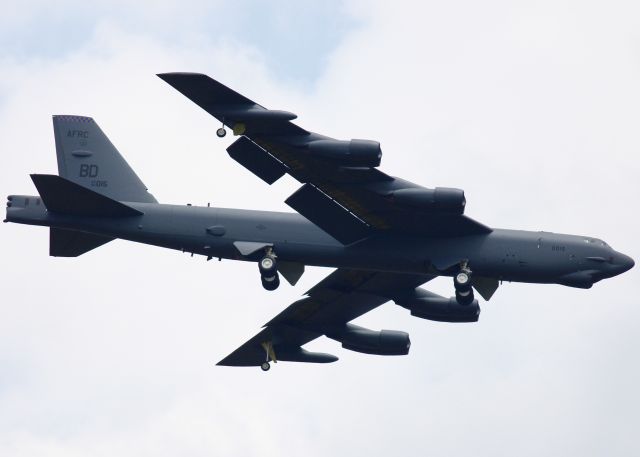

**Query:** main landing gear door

left=233, top=241, right=272, bottom=257
left=471, top=276, right=499, bottom=301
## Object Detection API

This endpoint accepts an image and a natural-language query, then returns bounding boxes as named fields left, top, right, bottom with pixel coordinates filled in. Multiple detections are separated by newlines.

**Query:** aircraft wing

left=159, top=73, right=491, bottom=244
left=217, top=268, right=435, bottom=367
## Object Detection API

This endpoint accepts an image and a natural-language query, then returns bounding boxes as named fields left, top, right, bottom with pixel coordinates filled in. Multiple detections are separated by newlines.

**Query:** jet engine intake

left=307, top=139, right=382, bottom=167
left=330, top=324, right=410, bottom=355
left=390, top=187, right=466, bottom=214
left=396, top=289, right=480, bottom=323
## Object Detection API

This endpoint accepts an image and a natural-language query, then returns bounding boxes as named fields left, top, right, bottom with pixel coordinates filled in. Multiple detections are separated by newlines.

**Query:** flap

left=285, top=184, right=370, bottom=245
left=227, top=137, right=287, bottom=185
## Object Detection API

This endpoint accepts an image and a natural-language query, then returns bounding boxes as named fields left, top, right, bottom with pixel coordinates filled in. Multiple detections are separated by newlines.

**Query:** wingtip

left=157, top=72, right=207, bottom=80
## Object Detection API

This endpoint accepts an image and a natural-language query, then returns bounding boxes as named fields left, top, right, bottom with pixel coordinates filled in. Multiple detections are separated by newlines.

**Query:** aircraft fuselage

left=6, top=196, right=633, bottom=289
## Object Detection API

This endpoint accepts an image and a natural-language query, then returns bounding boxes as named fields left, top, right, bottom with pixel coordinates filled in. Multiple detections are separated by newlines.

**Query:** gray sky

left=1, top=1, right=639, bottom=456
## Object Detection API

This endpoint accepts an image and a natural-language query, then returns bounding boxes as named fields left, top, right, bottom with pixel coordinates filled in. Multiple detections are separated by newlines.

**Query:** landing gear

left=259, top=255, right=277, bottom=276
left=260, top=341, right=276, bottom=372
left=455, top=289, right=475, bottom=306
left=216, top=127, right=227, bottom=138
left=454, top=263, right=474, bottom=305
left=259, top=248, right=279, bottom=291
left=261, top=274, right=280, bottom=291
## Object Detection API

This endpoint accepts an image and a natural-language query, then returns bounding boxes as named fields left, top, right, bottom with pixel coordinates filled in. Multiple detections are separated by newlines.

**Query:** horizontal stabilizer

left=50, top=228, right=113, bottom=257
left=227, top=137, right=286, bottom=184
left=286, top=184, right=371, bottom=245
left=31, top=174, right=143, bottom=217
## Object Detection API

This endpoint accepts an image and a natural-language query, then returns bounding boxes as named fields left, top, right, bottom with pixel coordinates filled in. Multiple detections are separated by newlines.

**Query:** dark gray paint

left=4, top=75, right=634, bottom=369
left=5, top=197, right=633, bottom=284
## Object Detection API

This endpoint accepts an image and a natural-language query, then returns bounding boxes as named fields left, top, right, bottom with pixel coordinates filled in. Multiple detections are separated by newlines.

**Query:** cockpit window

left=585, top=238, right=609, bottom=247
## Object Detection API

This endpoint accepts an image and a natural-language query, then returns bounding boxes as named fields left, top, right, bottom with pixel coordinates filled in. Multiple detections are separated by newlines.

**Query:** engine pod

left=396, top=289, right=480, bottom=323
left=390, top=187, right=466, bottom=215
left=330, top=324, right=410, bottom=355
left=307, top=139, right=382, bottom=167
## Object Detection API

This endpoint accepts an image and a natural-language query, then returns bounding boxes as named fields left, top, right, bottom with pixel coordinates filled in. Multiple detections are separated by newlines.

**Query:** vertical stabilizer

left=53, top=115, right=157, bottom=203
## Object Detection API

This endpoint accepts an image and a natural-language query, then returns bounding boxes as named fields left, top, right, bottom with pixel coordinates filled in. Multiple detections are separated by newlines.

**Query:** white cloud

left=1, top=1, right=639, bottom=456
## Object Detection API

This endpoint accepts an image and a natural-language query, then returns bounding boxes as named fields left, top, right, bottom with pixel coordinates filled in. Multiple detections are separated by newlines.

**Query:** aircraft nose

left=615, top=253, right=634, bottom=274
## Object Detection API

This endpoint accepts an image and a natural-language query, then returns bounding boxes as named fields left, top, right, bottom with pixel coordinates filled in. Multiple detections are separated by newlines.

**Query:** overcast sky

left=1, top=1, right=639, bottom=456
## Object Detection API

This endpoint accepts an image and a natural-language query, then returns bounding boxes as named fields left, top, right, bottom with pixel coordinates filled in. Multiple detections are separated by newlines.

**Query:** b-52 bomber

left=5, top=73, right=634, bottom=371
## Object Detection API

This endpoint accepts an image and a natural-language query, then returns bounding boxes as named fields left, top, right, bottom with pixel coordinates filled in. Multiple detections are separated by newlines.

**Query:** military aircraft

left=4, top=73, right=634, bottom=371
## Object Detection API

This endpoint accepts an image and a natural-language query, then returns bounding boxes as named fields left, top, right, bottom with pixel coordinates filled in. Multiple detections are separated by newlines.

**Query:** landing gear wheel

left=261, top=362, right=270, bottom=371
left=453, top=270, right=471, bottom=290
left=216, top=127, right=227, bottom=138
left=456, top=289, right=475, bottom=306
left=454, top=269, right=472, bottom=292
left=261, top=273, right=280, bottom=291
left=259, top=255, right=277, bottom=276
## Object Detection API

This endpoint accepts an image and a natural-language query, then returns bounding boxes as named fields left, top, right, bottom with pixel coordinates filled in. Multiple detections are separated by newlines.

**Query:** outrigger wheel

left=260, top=341, right=276, bottom=372
left=216, top=127, right=227, bottom=138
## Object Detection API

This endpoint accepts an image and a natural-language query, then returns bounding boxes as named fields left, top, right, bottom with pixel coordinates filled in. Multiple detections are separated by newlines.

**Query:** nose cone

left=617, top=253, right=635, bottom=274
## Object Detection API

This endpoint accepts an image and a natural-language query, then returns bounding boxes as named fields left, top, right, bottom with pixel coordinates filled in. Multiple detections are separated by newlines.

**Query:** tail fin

left=53, top=115, right=157, bottom=203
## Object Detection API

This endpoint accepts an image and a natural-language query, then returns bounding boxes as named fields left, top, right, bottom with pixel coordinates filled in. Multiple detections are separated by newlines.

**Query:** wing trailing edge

left=285, top=183, right=371, bottom=245
left=226, top=137, right=286, bottom=184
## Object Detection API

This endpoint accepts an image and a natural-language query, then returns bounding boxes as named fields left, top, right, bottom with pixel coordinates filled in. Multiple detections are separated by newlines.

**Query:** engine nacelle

left=307, top=139, right=382, bottom=167
left=396, top=289, right=480, bottom=323
left=390, top=187, right=466, bottom=215
left=331, top=324, right=410, bottom=355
